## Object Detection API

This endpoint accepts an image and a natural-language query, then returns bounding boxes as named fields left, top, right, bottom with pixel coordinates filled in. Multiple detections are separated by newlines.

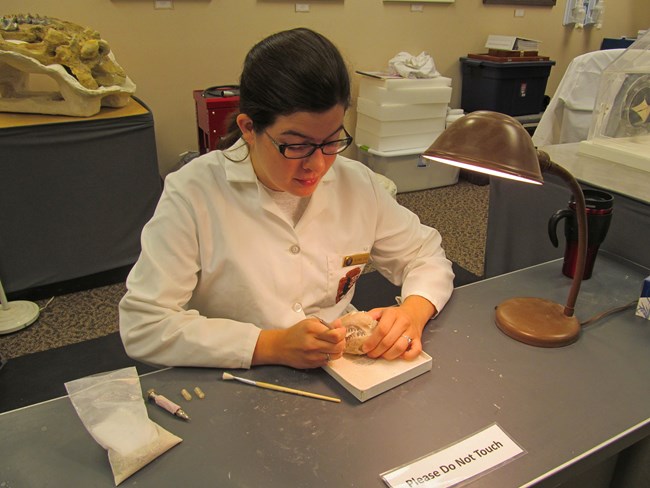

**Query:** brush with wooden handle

left=222, top=372, right=341, bottom=403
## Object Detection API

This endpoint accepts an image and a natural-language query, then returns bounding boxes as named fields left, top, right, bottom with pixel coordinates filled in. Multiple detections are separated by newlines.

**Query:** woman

left=119, top=28, right=454, bottom=370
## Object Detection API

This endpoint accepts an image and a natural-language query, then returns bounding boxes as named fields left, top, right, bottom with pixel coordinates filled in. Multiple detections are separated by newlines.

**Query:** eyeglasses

left=265, top=128, right=353, bottom=159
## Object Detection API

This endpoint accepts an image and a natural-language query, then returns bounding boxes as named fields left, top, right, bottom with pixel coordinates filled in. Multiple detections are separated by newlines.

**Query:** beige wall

left=4, top=1, right=650, bottom=175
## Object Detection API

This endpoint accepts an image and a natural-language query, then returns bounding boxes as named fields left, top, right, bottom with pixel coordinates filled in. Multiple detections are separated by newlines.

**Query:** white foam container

left=357, top=73, right=452, bottom=90
left=357, top=97, right=448, bottom=121
left=355, top=127, right=442, bottom=152
left=357, top=114, right=446, bottom=137
left=357, top=145, right=459, bottom=193
left=359, top=83, right=453, bottom=105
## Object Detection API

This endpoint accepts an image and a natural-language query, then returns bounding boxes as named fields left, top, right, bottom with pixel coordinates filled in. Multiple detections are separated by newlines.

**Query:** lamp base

left=495, top=297, right=580, bottom=347
left=0, top=300, right=40, bottom=335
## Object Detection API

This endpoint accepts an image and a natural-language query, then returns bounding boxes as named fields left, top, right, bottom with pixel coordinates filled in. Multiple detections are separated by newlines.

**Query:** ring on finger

left=325, top=353, right=331, bottom=362
left=402, top=335, right=413, bottom=350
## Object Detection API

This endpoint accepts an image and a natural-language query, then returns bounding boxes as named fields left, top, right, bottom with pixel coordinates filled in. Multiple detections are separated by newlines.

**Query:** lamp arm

left=538, top=150, right=587, bottom=317
left=0, top=279, right=9, bottom=311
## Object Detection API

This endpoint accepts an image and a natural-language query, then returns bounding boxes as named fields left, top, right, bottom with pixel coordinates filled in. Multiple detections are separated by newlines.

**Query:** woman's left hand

left=361, top=295, right=436, bottom=360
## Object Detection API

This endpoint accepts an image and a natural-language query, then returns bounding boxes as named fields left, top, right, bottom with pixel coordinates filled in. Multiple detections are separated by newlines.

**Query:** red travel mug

left=548, top=189, right=613, bottom=280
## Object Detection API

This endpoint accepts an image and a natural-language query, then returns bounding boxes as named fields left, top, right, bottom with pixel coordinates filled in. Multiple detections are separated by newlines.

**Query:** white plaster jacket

left=119, top=144, right=454, bottom=369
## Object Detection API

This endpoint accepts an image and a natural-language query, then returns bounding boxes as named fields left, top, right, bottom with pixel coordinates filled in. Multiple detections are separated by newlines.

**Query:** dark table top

left=1, top=254, right=648, bottom=487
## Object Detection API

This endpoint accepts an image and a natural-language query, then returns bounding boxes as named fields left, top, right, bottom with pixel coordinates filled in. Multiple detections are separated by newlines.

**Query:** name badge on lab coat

left=342, top=253, right=370, bottom=267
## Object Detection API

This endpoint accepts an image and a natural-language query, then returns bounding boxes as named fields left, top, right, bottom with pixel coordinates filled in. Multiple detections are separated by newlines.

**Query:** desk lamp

left=0, top=278, right=40, bottom=334
left=423, top=111, right=587, bottom=347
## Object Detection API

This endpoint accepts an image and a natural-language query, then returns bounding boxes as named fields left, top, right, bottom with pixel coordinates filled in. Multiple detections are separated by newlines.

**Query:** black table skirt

left=0, top=98, right=162, bottom=294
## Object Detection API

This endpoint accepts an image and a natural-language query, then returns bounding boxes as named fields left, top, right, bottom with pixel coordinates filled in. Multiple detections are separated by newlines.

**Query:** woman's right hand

left=252, top=317, right=346, bottom=369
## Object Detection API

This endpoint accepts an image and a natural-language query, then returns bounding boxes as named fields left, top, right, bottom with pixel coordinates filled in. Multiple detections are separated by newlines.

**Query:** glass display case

left=578, top=30, right=650, bottom=172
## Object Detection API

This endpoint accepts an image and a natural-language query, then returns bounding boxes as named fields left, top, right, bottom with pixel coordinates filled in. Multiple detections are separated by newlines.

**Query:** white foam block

left=359, top=82, right=452, bottom=105
left=356, top=114, right=446, bottom=137
left=357, top=97, right=448, bottom=121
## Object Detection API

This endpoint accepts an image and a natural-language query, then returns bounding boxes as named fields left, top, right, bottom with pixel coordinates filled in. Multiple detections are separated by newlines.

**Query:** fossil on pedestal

left=0, top=14, right=136, bottom=116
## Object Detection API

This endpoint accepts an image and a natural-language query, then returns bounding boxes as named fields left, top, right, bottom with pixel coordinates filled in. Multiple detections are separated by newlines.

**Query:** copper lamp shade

left=423, top=111, right=587, bottom=347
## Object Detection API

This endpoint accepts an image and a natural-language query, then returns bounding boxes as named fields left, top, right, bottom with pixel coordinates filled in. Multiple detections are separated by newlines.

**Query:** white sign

left=381, top=424, right=526, bottom=487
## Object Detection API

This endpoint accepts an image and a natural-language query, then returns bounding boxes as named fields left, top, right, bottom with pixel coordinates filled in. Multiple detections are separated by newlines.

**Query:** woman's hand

left=362, top=296, right=436, bottom=360
left=252, top=317, right=346, bottom=369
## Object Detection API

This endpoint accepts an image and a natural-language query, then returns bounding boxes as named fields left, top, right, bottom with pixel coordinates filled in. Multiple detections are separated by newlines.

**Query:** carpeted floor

left=397, top=179, right=488, bottom=277
left=0, top=179, right=489, bottom=361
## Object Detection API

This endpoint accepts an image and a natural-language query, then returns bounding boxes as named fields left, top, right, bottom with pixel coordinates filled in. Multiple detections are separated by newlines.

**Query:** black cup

left=548, top=189, right=614, bottom=280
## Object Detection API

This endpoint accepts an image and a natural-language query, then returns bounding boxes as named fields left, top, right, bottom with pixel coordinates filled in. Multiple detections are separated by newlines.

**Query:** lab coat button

left=290, top=245, right=301, bottom=254
left=292, top=302, right=303, bottom=313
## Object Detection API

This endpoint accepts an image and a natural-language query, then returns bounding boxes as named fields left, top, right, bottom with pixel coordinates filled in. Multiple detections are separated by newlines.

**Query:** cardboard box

left=485, top=35, right=541, bottom=51
left=357, top=145, right=459, bottom=193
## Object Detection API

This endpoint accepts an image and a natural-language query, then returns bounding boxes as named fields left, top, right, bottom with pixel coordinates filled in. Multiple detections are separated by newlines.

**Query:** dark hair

left=218, top=28, right=351, bottom=150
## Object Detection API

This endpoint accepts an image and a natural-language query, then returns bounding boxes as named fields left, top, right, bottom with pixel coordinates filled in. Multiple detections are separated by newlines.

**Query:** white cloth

left=388, top=51, right=440, bottom=79
left=532, top=49, right=625, bottom=147
left=119, top=141, right=454, bottom=369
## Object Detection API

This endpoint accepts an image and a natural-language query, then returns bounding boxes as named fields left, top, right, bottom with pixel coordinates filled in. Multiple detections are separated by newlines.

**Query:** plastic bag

left=388, top=51, right=440, bottom=79
left=65, top=367, right=182, bottom=485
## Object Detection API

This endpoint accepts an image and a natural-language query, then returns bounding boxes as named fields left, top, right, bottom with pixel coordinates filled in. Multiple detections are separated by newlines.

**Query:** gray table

left=1, top=254, right=648, bottom=487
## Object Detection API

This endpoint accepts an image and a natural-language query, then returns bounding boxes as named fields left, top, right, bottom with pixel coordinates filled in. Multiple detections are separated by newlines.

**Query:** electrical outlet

left=514, top=9, right=525, bottom=17
left=411, top=4, right=424, bottom=12
left=295, top=3, right=310, bottom=12
left=154, top=0, right=173, bottom=9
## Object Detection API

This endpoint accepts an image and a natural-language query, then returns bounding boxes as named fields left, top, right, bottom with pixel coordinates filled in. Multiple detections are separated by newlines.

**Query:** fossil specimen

left=341, top=311, right=378, bottom=355
left=0, top=14, right=126, bottom=90
left=0, top=14, right=135, bottom=116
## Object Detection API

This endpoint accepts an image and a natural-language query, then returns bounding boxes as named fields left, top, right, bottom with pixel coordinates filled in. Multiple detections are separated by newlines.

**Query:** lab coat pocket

left=326, top=253, right=368, bottom=306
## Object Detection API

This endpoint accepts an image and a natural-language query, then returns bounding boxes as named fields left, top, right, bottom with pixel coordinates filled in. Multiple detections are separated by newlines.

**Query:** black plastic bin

left=460, top=57, right=555, bottom=116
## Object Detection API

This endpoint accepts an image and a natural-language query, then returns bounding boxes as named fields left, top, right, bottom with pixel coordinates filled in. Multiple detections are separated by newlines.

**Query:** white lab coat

left=119, top=142, right=454, bottom=369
